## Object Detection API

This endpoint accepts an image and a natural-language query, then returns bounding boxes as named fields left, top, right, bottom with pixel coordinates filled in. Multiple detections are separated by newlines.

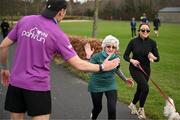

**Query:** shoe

left=138, top=108, right=146, bottom=119
left=128, top=103, right=138, bottom=115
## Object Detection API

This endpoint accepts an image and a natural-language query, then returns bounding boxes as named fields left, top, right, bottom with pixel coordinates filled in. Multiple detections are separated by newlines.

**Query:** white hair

left=102, top=35, right=119, bottom=50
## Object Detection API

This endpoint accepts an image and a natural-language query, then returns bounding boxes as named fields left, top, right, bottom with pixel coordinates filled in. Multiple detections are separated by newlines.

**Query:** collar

left=138, top=36, right=149, bottom=41
left=101, top=51, right=116, bottom=59
left=41, top=15, right=58, bottom=24
left=52, top=18, right=58, bottom=24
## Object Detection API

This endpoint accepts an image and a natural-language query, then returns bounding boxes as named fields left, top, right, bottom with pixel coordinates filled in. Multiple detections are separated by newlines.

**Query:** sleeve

left=90, top=54, right=98, bottom=64
left=152, top=41, right=160, bottom=62
left=115, top=69, right=127, bottom=81
left=55, top=33, right=77, bottom=61
left=7, top=21, right=20, bottom=42
left=115, top=54, right=120, bottom=70
left=123, top=40, right=133, bottom=62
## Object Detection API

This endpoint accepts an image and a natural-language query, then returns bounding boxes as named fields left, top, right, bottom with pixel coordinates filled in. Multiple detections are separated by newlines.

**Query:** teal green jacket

left=88, top=51, right=119, bottom=92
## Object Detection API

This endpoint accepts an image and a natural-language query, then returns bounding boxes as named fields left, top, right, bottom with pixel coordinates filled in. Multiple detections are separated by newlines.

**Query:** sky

left=66, top=0, right=88, bottom=3
left=76, top=0, right=86, bottom=3
left=76, top=0, right=88, bottom=3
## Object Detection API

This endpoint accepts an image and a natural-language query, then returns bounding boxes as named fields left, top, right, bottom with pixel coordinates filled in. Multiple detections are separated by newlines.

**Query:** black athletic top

left=123, top=36, right=160, bottom=68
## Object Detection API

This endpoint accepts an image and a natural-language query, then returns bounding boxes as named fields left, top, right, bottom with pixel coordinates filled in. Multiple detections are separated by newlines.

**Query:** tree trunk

left=92, top=0, right=99, bottom=38
left=24, top=0, right=27, bottom=15
left=68, top=0, right=74, bottom=16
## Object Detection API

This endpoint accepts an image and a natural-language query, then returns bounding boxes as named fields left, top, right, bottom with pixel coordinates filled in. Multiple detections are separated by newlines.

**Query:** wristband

left=99, top=64, right=104, bottom=72
left=101, top=64, right=104, bottom=71
left=0, top=64, right=8, bottom=69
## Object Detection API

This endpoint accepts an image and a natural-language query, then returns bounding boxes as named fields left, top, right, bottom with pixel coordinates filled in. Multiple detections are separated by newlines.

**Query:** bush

left=54, top=35, right=102, bottom=81
left=54, top=35, right=102, bottom=64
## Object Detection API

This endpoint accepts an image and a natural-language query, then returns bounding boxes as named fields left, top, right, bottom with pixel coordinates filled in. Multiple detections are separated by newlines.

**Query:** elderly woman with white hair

left=84, top=35, right=134, bottom=120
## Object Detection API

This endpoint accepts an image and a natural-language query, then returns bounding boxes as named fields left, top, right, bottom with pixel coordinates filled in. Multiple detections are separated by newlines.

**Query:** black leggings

left=131, top=28, right=136, bottom=37
left=90, top=90, right=117, bottom=120
left=130, top=65, right=150, bottom=107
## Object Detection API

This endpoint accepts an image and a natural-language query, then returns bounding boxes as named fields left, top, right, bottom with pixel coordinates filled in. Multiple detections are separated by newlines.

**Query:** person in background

left=130, top=17, right=137, bottom=37
left=140, top=13, right=148, bottom=24
left=84, top=35, right=134, bottom=120
left=0, top=0, right=120, bottom=120
left=153, top=15, right=161, bottom=37
left=123, top=23, right=160, bottom=119
left=1, top=18, right=10, bottom=38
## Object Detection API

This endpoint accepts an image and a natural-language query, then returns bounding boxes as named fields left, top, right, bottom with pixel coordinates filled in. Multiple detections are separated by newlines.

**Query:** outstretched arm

left=67, top=54, right=120, bottom=72
left=116, top=69, right=134, bottom=87
left=116, top=69, right=127, bottom=81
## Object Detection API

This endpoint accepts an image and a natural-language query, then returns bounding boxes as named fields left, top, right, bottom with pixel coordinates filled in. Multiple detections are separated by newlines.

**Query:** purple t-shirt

left=8, top=15, right=77, bottom=91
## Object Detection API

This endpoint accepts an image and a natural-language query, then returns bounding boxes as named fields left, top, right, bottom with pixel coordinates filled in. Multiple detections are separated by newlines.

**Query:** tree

left=68, top=0, right=74, bottom=16
left=92, top=0, right=99, bottom=38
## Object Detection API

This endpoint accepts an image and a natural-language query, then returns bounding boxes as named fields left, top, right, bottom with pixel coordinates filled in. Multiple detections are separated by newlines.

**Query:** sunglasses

left=140, top=29, right=150, bottom=33
left=106, top=45, right=117, bottom=49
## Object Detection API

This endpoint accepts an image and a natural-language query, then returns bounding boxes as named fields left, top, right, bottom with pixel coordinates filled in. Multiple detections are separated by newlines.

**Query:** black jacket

left=123, top=36, right=160, bottom=68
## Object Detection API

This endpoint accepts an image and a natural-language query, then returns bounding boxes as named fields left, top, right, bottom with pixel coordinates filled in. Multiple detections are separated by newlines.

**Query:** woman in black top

left=123, top=23, right=160, bottom=119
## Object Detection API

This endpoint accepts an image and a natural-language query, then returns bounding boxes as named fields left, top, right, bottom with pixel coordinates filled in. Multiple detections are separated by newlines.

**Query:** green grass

left=59, top=20, right=180, bottom=119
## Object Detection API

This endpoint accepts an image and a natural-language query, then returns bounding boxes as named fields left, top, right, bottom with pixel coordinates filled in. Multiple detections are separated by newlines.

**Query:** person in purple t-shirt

left=0, top=0, right=120, bottom=120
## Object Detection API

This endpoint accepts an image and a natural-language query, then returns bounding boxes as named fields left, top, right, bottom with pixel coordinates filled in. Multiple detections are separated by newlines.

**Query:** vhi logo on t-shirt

left=21, top=27, right=48, bottom=44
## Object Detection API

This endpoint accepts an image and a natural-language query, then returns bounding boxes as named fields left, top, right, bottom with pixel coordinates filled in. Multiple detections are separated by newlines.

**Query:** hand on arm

left=102, top=54, right=120, bottom=71
left=84, top=43, right=120, bottom=71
